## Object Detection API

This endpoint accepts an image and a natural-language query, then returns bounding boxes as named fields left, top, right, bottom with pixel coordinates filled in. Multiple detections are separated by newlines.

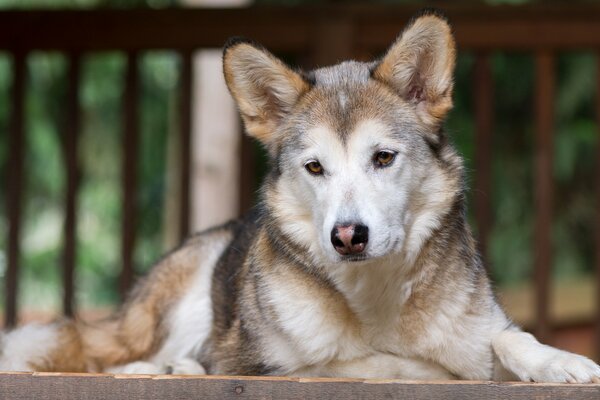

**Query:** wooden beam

left=473, top=53, right=494, bottom=268
left=1, top=6, right=600, bottom=52
left=0, top=373, right=598, bottom=400
left=62, top=52, right=81, bottom=317
left=312, top=16, right=353, bottom=66
left=5, top=51, right=26, bottom=328
left=120, top=52, right=139, bottom=297
left=595, top=54, right=600, bottom=360
left=178, top=50, right=192, bottom=241
left=534, top=51, right=555, bottom=344
left=238, top=132, right=255, bottom=216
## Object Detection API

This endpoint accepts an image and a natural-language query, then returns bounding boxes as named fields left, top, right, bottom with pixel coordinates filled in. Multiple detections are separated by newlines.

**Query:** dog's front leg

left=292, top=353, right=456, bottom=380
left=492, top=329, right=600, bottom=382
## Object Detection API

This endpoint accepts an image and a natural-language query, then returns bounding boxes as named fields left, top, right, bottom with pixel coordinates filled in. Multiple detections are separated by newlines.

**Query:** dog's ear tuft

left=223, top=38, right=310, bottom=149
left=372, top=10, right=456, bottom=128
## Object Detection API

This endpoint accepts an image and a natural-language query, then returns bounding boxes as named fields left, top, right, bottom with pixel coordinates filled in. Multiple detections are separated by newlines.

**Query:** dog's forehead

left=292, top=60, right=405, bottom=146
left=309, top=61, right=375, bottom=87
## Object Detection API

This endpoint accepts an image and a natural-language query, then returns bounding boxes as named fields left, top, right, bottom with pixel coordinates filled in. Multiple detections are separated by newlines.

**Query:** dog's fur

left=2, top=11, right=600, bottom=382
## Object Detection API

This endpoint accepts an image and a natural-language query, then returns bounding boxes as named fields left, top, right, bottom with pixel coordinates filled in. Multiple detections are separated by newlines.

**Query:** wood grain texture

left=5, top=51, right=26, bottom=328
left=473, top=53, right=493, bottom=270
left=0, top=373, right=599, bottom=400
left=62, top=52, right=81, bottom=317
left=533, top=51, right=555, bottom=344
left=178, top=50, right=192, bottom=241
left=120, top=52, right=139, bottom=297
left=596, top=53, right=600, bottom=361
left=1, top=5, right=600, bottom=52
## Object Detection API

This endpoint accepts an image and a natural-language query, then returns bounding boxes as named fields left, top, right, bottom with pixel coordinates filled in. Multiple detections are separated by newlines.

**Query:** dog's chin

left=333, top=252, right=388, bottom=266
left=331, top=244, right=400, bottom=266
left=339, top=254, right=370, bottom=263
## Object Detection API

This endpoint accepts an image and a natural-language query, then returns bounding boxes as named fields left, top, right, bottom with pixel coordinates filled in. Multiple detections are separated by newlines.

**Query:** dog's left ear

left=373, top=10, right=456, bottom=129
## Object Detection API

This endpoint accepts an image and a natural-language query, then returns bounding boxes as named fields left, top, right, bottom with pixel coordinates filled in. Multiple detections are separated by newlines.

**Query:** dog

left=1, top=9, right=599, bottom=383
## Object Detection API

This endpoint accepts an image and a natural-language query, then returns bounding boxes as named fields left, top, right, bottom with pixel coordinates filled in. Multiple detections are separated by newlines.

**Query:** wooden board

left=2, top=5, right=600, bottom=52
left=0, top=373, right=599, bottom=400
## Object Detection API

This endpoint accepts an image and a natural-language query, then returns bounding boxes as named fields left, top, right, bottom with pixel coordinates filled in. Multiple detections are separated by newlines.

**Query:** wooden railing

left=1, top=372, right=599, bottom=399
left=1, top=5, right=600, bottom=353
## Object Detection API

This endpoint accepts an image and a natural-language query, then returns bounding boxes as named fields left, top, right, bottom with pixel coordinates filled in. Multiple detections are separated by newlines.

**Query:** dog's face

left=224, top=11, right=458, bottom=265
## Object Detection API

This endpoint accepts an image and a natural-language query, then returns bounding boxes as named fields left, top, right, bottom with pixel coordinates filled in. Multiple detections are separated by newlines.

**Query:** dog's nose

left=330, top=224, right=369, bottom=255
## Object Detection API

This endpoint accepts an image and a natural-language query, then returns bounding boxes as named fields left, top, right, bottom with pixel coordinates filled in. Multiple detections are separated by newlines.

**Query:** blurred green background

left=0, top=0, right=597, bottom=318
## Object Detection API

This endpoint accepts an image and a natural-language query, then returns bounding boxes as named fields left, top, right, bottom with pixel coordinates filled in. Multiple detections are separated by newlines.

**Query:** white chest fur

left=261, top=260, right=507, bottom=380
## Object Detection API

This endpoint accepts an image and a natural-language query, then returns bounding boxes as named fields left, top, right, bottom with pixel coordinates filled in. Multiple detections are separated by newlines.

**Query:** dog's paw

left=165, top=358, right=206, bottom=375
left=107, top=361, right=164, bottom=375
left=493, top=330, right=600, bottom=383
left=107, top=358, right=206, bottom=375
left=524, top=349, right=600, bottom=383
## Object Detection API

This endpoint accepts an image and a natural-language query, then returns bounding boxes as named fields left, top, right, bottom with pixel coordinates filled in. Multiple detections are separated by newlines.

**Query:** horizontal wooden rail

left=2, top=5, right=600, bottom=52
left=0, top=373, right=599, bottom=400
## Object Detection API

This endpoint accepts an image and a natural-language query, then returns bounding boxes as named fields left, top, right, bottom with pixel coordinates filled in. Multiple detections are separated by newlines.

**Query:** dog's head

left=223, top=10, right=462, bottom=266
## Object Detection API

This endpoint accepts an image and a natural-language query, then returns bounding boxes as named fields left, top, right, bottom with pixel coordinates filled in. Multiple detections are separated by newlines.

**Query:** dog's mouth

left=339, top=253, right=369, bottom=263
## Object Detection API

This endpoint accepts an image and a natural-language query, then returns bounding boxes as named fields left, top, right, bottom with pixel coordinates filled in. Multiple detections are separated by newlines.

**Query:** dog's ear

left=223, top=38, right=310, bottom=150
left=372, top=10, right=456, bottom=129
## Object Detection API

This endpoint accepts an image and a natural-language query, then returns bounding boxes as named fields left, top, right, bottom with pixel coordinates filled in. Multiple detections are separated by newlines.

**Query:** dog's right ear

left=223, top=38, right=310, bottom=150
left=372, top=10, right=456, bottom=129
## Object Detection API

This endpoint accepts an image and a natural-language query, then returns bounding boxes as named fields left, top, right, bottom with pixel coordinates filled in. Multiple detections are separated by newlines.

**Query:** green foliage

left=0, top=4, right=599, bottom=308
left=76, top=53, right=125, bottom=306
left=450, top=52, right=597, bottom=286
left=136, top=53, right=178, bottom=272
left=19, top=53, right=67, bottom=311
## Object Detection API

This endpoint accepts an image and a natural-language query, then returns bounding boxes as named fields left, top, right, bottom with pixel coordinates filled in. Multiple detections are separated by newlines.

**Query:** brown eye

left=305, top=160, right=324, bottom=175
left=374, top=151, right=396, bottom=168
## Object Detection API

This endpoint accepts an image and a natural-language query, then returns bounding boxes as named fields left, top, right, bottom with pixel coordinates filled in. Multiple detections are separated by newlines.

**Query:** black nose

left=330, top=223, right=369, bottom=255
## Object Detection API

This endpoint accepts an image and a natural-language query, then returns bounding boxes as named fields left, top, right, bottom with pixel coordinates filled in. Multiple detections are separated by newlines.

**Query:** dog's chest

left=260, top=269, right=496, bottom=379
left=261, top=271, right=417, bottom=364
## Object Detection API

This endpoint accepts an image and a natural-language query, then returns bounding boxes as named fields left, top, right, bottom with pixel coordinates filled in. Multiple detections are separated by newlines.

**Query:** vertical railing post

left=5, top=51, right=26, bottom=328
left=120, top=51, right=139, bottom=297
left=473, top=53, right=494, bottom=269
left=63, top=52, right=81, bottom=317
left=595, top=53, right=600, bottom=360
left=534, top=51, right=555, bottom=344
left=179, top=49, right=192, bottom=241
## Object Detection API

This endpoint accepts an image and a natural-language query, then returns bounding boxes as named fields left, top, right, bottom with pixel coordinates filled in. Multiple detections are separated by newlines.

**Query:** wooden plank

left=312, top=17, right=353, bottom=66
left=178, top=50, right=192, bottom=241
left=596, top=54, right=600, bottom=360
left=238, top=132, right=256, bottom=216
left=120, top=52, right=139, bottom=297
left=0, top=373, right=598, bottom=400
left=534, top=51, right=555, bottom=344
left=473, top=53, right=494, bottom=268
left=5, top=51, right=26, bottom=328
left=62, top=52, right=80, bottom=317
left=2, top=6, right=600, bottom=52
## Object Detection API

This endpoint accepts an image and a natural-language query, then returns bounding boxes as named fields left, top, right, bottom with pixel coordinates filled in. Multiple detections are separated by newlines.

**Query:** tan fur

left=373, top=13, right=456, bottom=128
left=29, top=321, right=87, bottom=372
left=25, top=233, right=217, bottom=372
left=223, top=42, right=310, bottom=151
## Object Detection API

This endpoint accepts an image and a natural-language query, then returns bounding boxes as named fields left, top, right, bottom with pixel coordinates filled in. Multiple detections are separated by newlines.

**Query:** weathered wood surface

left=0, top=373, right=599, bottom=400
left=2, top=5, right=600, bottom=51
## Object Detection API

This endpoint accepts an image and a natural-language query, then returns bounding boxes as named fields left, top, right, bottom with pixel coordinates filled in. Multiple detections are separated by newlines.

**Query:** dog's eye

left=374, top=151, right=396, bottom=168
left=305, top=160, right=324, bottom=175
